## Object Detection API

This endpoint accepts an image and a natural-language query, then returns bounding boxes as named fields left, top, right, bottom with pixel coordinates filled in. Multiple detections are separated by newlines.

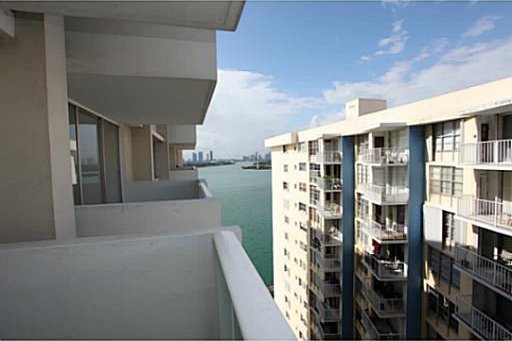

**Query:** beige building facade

left=266, top=76, right=512, bottom=340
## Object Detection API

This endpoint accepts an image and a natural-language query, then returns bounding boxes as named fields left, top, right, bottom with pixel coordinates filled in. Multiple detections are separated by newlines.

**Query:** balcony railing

left=359, top=278, right=405, bottom=316
left=315, top=177, right=343, bottom=191
left=359, top=183, right=409, bottom=205
left=362, top=253, right=407, bottom=280
left=454, top=245, right=512, bottom=297
left=313, top=300, right=341, bottom=322
left=313, top=151, right=342, bottom=164
left=316, top=201, right=343, bottom=219
left=312, top=248, right=342, bottom=272
left=460, top=139, right=512, bottom=166
left=458, top=195, right=512, bottom=233
left=312, top=230, right=342, bottom=247
left=360, top=308, right=402, bottom=340
left=360, top=219, right=407, bottom=242
left=358, top=147, right=409, bottom=166
left=455, top=295, right=512, bottom=340
left=310, top=273, right=342, bottom=298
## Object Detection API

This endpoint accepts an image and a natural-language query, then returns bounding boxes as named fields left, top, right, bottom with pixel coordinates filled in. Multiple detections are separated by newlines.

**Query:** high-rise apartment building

left=198, top=151, right=204, bottom=163
left=210, top=150, right=214, bottom=161
left=265, top=76, right=512, bottom=340
left=0, top=2, right=293, bottom=339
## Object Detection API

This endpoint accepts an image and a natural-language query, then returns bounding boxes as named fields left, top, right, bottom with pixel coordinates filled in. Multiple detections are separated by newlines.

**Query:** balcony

left=360, top=219, right=407, bottom=243
left=358, top=147, right=409, bottom=166
left=311, top=248, right=342, bottom=272
left=362, top=252, right=407, bottom=281
left=316, top=201, right=343, bottom=219
left=454, top=245, right=512, bottom=298
left=460, top=139, right=512, bottom=169
left=359, top=308, right=403, bottom=340
left=0, top=230, right=294, bottom=340
left=312, top=230, right=342, bottom=248
left=311, top=151, right=342, bottom=164
left=169, top=167, right=198, bottom=181
left=359, top=183, right=409, bottom=205
left=312, top=300, right=341, bottom=322
left=75, top=180, right=220, bottom=237
left=313, top=177, right=343, bottom=192
left=455, top=295, right=512, bottom=340
left=457, top=196, right=512, bottom=235
left=359, top=278, right=405, bottom=317
left=310, top=274, right=342, bottom=299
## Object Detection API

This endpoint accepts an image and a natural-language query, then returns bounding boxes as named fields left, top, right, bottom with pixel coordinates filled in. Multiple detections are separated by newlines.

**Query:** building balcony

left=316, top=201, right=343, bottom=219
left=0, top=230, right=294, bottom=340
left=311, top=248, right=342, bottom=273
left=169, top=167, right=198, bottom=181
left=454, top=245, right=512, bottom=298
left=359, top=218, right=407, bottom=243
left=457, top=195, right=512, bottom=236
left=310, top=274, right=342, bottom=299
left=313, top=177, right=343, bottom=192
left=75, top=180, right=220, bottom=237
left=359, top=278, right=405, bottom=317
left=359, top=308, right=403, bottom=340
left=312, top=300, right=341, bottom=323
left=310, top=316, right=341, bottom=340
left=362, top=252, right=407, bottom=281
left=460, top=139, right=512, bottom=169
left=359, top=183, right=409, bottom=205
left=358, top=147, right=409, bottom=166
left=310, top=151, right=342, bottom=164
left=312, top=230, right=342, bottom=248
left=455, top=295, right=512, bottom=340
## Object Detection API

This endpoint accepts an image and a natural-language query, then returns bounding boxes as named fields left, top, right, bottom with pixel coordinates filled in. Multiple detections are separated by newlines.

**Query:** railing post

left=494, top=140, right=499, bottom=164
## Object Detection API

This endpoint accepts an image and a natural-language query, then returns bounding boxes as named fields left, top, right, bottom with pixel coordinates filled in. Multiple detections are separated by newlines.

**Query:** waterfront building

left=198, top=151, right=204, bottom=163
left=210, top=150, right=214, bottom=161
left=265, top=76, right=512, bottom=340
left=0, top=2, right=293, bottom=339
left=192, top=152, right=198, bottom=164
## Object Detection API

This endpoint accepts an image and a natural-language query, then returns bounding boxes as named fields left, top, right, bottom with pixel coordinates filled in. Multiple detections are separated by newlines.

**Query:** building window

left=309, top=140, right=319, bottom=156
left=285, top=232, right=289, bottom=240
left=283, top=181, right=289, bottom=190
left=284, top=164, right=288, bottom=172
left=69, top=103, right=122, bottom=205
left=429, top=246, right=460, bottom=289
left=298, top=142, right=306, bottom=152
left=357, top=164, right=369, bottom=185
left=283, top=145, right=288, bottom=153
left=299, top=163, right=306, bottom=171
left=283, top=199, right=290, bottom=209
left=284, top=216, right=289, bottom=224
left=299, top=222, right=307, bottom=232
left=434, top=120, right=461, bottom=152
left=299, top=183, right=307, bottom=192
left=442, top=211, right=455, bottom=251
left=427, top=285, right=459, bottom=333
left=299, top=202, right=307, bottom=212
left=430, top=166, right=462, bottom=196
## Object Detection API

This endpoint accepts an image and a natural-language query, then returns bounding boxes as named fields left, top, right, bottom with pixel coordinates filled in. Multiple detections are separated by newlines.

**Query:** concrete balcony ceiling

left=0, top=1, right=244, bottom=31
left=65, top=17, right=218, bottom=125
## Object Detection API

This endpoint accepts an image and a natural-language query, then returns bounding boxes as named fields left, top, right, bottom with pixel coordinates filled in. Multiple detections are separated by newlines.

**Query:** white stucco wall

left=0, top=228, right=238, bottom=339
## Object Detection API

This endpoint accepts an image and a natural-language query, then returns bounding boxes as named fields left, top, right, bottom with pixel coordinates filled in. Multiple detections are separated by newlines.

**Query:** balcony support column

left=341, top=135, right=355, bottom=339
left=406, top=125, right=425, bottom=339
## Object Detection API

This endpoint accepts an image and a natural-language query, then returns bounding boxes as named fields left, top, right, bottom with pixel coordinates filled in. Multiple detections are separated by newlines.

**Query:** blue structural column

left=341, top=136, right=355, bottom=340
left=406, top=125, right=425, bottom=339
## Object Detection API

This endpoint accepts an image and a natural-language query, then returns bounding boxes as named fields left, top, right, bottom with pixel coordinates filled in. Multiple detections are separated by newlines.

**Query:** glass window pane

left=69, top=105, right=81, bottom=205
left=103, top=121, right=121, bottom=203
left=78, top=111, right=103, bottom=204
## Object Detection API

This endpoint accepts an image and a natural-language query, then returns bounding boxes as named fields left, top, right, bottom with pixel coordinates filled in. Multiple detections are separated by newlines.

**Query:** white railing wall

left=460, top=139, right=512, bottom=166
left=358, top=147, right=409, bottom=165
left=458, top=195, right=512, bottom=232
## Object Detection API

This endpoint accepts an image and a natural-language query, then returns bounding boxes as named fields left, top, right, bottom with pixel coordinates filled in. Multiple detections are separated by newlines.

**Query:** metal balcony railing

left=454, top=245, right=512, bottom=297
left=458, top=196, right=512, bottom=232
left=358, top=147, right=409, bottom=166
left=455, top=295, right=512, bottom=340
left=313, top=300, right=341, bottom=322
left=362, top=253, right=407, bottom=280
left=310, top=273, right=342, bottom=298
left=360, top=219, right=407, bottom=242
left=316, top=178, right=343, bottom=191
left=460, top=139, right=512, bottom=166
left=314, top=151, right=342, bottom=164
left=359, top=278, right=405, bottom=316
left=316, top=201, right=343, bottom=219
left=360, top=308, right=402, bottom=340
left=359, top=183, right=409, bottom=204
left=312, top=229, right=341, bottom=247
left=311, top=248, right=342, bottom=272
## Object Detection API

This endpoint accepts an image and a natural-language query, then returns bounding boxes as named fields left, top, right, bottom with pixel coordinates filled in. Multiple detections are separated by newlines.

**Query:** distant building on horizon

left=192, top=152, right=197, bottom=163
left=209, top=150, right=213, bottom=161
left=198, top=151, right=203, bottom=163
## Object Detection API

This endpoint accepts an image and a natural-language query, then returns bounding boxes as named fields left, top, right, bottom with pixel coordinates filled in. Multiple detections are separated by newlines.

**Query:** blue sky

left=194, top=1, right=512, bottom=158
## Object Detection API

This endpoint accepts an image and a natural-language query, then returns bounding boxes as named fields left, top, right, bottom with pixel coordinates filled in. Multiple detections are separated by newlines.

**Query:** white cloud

left=463, top=15, right=502, bottom=37
left=362, top=19, right=408, bottom=59
left=381, top=0, right=411, bottom=10
left=196, top=69, right=322, bottom=158
left=324, top=37, right=512, bottom=107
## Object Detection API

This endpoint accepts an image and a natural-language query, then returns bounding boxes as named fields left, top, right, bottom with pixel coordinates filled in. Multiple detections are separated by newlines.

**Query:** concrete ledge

left=0, top=10, right=14, bottom=38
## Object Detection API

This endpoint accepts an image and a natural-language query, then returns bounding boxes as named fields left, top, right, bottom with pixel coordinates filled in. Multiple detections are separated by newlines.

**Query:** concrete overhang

left=360, top=121, right=406, bottom=134
left=457, top=99, right=512, bottom=117
left=264, top=132, right=298, bottom=148
left=1, top=1, right=245, bottom=31
left=322, top=133, right=342, bottom=139
left=65, top=18, right=217, bottom=125
left=0, top=9, right=14, bottom=38
left=168, top=125, right=196, bottom=150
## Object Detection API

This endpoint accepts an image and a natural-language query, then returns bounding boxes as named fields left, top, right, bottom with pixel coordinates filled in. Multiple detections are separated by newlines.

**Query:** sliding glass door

left=69, top=103, right=122, bottom=205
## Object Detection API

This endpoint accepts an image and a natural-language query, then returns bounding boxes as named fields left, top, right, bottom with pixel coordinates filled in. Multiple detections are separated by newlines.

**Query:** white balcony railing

left=359, top=183, right=409, bottom=205
left=455, top=295, right=512, bottom=340
left=460, top=139, right=512, bottom=166
left=313, top=300, right=341, bottom=322
left=312, top=248, right=342, bottom=272
left=312, top=151, right=342, bottom=164
left=360, top=219, right=407, bottom=242
left=315, top=201, right=343, bottom=219
left=316, top=177, right=343, bottom=191
left=458, top=196, right=512, bottom=233
left=359, top=278, right=405, bottom=316
left=311, top=274, right=342, bottom=298
left=454, top=246, right=512, bottom=297
left=362, top=253, right=407, bottom=280
left=360, top=308, right=402, bottom=340
left=358, top=147, right=409, bottom=166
